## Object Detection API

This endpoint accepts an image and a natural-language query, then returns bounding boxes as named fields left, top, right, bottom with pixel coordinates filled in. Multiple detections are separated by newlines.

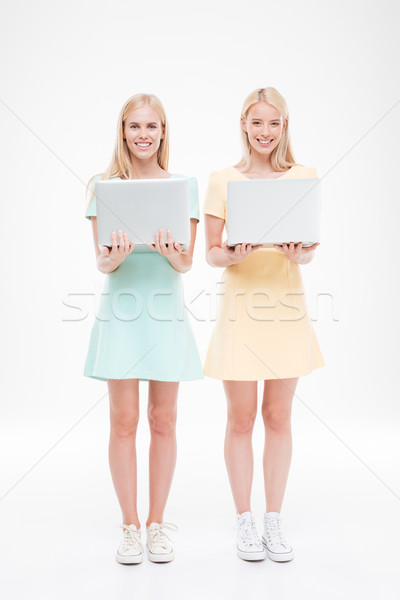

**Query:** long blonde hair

left=85, top=93, right=169, bottom=208
left=238, top=87, right=297, bottom=171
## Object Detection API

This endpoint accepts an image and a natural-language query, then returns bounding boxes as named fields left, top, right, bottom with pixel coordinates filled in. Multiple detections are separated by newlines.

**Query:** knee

left=262, top=408, right=291, bottom=433
left=148, top=408, right=177, bottom=436
left=227, top=412, right=256, bottom=434
left=110, top=411, right=140, bottom=438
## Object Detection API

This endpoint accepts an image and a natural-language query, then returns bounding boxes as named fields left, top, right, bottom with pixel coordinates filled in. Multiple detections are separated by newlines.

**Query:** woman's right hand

left=97, top=229, right=135, bottom=273
left=221, top=240, right=262, bottom=265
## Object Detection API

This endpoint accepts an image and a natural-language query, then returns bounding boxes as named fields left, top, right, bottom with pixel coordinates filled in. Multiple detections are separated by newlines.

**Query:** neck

left=129, top=155, right=165, bottom=179
left=247, top=151, right=275, bottom=174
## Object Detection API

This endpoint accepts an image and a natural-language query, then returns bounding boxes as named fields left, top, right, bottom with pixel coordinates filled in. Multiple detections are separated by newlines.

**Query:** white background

left=1, top=0, right=399, bottom=598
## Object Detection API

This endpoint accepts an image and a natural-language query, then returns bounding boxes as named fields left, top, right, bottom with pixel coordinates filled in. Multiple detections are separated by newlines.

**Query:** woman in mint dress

left=84, top=93, right=202, bottom=564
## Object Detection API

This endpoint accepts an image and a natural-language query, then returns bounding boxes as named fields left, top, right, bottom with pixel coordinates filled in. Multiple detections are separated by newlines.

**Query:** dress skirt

left=84, top=250, right=203, bottom=382
left=203, top=248, right=325, bottom=381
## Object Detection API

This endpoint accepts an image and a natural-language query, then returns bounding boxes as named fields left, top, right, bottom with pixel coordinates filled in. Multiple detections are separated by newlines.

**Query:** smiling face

left=241, top=101, right=287, bottom=157
left=123, top=103, right=164, bottom=162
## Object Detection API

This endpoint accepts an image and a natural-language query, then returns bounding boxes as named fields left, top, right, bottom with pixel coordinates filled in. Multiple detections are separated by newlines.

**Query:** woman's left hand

left=274, top=241, right=320, bottom=264
left=148, top=228, right=183, bottom=258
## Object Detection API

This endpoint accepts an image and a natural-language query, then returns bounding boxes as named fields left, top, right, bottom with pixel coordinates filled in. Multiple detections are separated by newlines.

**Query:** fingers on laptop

left=109, top=230, right=134, bottom=254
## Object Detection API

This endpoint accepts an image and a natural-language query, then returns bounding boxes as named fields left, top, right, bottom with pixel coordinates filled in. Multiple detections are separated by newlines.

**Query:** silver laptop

left=227, top=178, right=321, bottom=248
left=95, top=178, right=191, bottom=251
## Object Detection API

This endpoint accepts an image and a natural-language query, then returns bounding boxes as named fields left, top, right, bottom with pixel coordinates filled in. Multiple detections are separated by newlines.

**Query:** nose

left=134, top=127, right=148, bottom=139
left=261, top=124, right=271, bottom=137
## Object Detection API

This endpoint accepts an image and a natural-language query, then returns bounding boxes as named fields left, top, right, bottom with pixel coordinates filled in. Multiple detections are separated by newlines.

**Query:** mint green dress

left=83, top=174, right=203, bottom=382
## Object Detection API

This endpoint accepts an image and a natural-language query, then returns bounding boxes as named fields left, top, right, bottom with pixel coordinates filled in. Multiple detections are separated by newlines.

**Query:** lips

left=257, top=138, right=273, bottom=146
left=135, top=142, right=151, bottom=147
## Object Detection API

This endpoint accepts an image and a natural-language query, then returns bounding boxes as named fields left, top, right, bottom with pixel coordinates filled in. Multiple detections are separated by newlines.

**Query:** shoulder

left=172, top=174, right=198, bottom=197
left=172, top=176, right=200, bottom=222
left=290, top=164, right=317, bottom=178
left=203, top=169, right=232, bottom=219
left=208, top=167, right=236, bottom=182
left=87, top=173, right=105, bottom=199
left=88, top=173, right=104, bottom=187
left=89, top=173, right=121, bottom=186
left=205, top=168, right=238, bottom=196
left=85, top=174, right=103, bottom=220
left=171, top=173, right=198, bottom=186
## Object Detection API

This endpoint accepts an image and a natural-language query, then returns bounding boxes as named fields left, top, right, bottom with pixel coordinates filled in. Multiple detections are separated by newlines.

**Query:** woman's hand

left=148, top=228, right=183, bottom=259
left=274, top=242, right=320, bottom=264
left=221, top=241, right=263, bottom=265
left=148, top=228, right=194, bottom=273
left=98, top=229, right=135, bottom=273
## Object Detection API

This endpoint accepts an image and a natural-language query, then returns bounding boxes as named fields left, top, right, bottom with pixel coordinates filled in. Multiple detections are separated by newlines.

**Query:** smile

left=136, top=142, right=151, bottom=147
left=257, top=138, right=273, bottom=146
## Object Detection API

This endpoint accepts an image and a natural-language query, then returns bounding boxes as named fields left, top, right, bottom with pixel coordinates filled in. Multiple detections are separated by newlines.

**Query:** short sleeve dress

left=203, top=165, right=325, bottom=381
left=83, top=174, right=203, bottom=382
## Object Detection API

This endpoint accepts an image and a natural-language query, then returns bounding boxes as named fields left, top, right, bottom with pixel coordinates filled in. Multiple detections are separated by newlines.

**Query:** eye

left=252, top=121, right=262, bottom=125
left=130, top=124, right=138, bottom=129
left=149, top=124, right=156, bottom=129
left=271, top=122, right=280, bottom=126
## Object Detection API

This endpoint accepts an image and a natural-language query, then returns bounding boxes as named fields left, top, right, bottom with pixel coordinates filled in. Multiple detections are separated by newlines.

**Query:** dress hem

left=203, top=362, right=325, bottom=382
left=84, top=370, right=204, bottom=383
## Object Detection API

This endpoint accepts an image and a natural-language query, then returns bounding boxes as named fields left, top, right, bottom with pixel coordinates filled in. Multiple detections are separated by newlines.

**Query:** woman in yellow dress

left=203, top=87, right=325, bottom=562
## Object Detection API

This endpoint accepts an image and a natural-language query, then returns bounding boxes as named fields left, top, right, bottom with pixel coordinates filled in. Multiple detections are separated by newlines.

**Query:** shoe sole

left=116, top=552, right=143, bottom=564
left=261, top=538, right=294, bottom=562
left=147, top=549, right=174, bottom=563
left=237, top=548, right=266, bottom=561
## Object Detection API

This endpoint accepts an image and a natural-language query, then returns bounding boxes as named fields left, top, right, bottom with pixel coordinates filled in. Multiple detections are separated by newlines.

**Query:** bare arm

left=90, top=217, right=135, bottom=274
left=205, top=214, right=262, bottom=267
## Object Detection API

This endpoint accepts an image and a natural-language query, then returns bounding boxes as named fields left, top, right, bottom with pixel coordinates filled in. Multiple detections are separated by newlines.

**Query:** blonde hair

left=85, top=93, right=169, bottom=209
left=238, top=87, right=297, bottom=172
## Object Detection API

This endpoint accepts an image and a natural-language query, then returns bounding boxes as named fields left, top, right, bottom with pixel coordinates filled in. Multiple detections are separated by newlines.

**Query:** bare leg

left=223, top=380, right=258, bottom=514
left=262, top=377, right=298, bottom=513
left=107, top=379, right=140, bottom=528
left=146, top=380, right=179, bottom=527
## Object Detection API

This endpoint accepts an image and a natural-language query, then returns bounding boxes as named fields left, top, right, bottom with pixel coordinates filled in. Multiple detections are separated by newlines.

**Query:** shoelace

left=239, top=519, right=261, bottom=548
left=147, top=522, right=178, bottom=549
left=120, top=524, right=142, bottom=552
left=265, top=515, right=289, bottom=548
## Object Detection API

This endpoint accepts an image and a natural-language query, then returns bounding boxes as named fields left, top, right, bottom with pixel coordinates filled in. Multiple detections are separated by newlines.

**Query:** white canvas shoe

left=146, top=522, right=177, bottom=563
left=262, top=512, right=294, bottom=562
left=236, top=512, right=266, bottom=561
left=116, top=524, right=143, bottom=564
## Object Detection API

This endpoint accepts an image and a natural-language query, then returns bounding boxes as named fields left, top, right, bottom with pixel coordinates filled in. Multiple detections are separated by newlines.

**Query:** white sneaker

left=236, top=512, right=266, bottom=561
left=262, top=512, right=294, bottom=562
left=116, top=524, right=143, bottom=564
left=146, top=522, right=177, bottom=563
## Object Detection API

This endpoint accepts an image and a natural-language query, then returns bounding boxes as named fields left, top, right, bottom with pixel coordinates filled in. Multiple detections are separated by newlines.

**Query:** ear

left=240, top=115, right=247, bottom=133
left=282, top=117, right=288, bottom=132
left=160, top=124, right=165, bottom=140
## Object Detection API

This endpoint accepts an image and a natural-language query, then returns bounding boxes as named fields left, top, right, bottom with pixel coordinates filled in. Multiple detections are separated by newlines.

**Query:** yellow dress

left=203, top=165, right=325, bottom=381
